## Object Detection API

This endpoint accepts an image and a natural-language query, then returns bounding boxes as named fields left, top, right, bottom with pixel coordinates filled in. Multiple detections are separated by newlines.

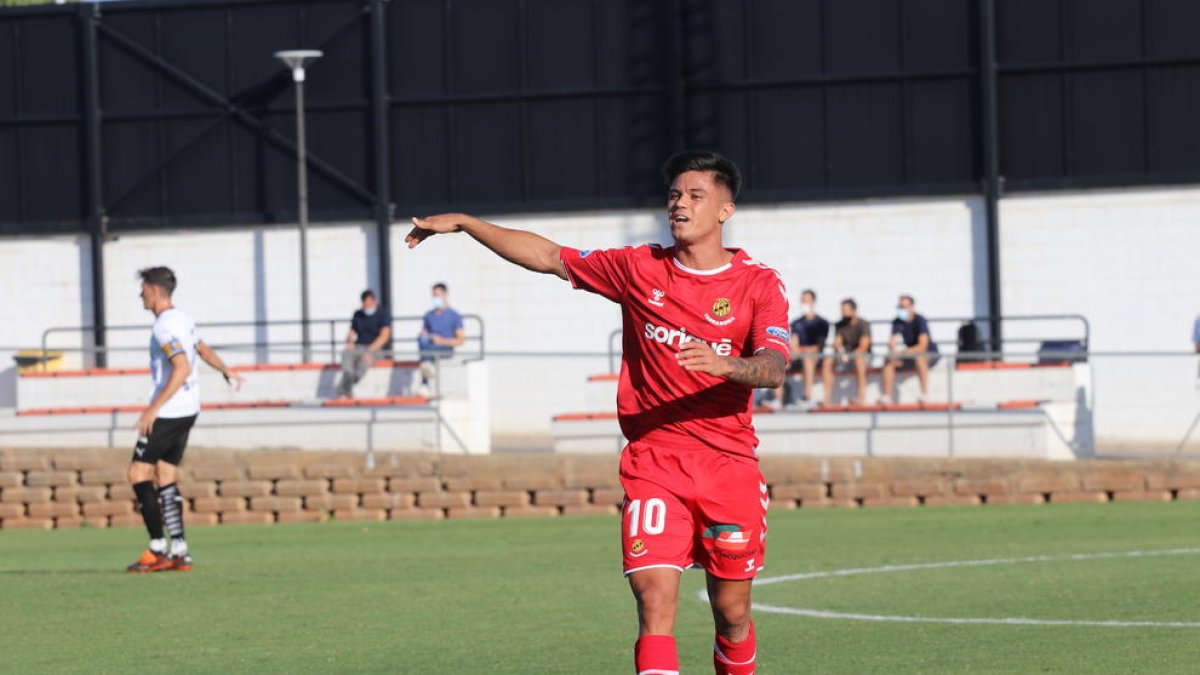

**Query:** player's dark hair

left=899, top=294, right=915, bottom=306
left=432, top=282, right=448, bottom=293
left=841, top=298, right=857, bottom=310
left=361, top=290, right=376, bottom=302
left=801, top=289, right=817, bottom=301
left=138, top=266, right=176, bottom=296
left=661, top=150, right=742, bottom=200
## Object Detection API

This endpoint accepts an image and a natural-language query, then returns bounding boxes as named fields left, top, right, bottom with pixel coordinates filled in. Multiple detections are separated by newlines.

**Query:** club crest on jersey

left=703, top=524, right=753, bottom=552
left=648, top=288, right=666, bottom=307
left=630, top=539, right=648, bottom=557
left=704, top=297, right=735, bottom=326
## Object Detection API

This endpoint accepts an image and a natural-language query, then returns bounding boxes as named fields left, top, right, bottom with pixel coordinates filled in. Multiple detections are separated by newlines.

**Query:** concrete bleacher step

left=0, top=400, right=443, bottom=451
left=580, top=361, right=1077, bottom=410
left=551, top=403, right=1072, bottom=458
left=17, top=360, right=423, bottom=410
left=555, top=361, right=1091, bottom=458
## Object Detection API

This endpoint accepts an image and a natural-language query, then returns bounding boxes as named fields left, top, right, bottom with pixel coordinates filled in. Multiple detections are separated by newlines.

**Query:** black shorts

left=132, top=415, right=197, bottom=466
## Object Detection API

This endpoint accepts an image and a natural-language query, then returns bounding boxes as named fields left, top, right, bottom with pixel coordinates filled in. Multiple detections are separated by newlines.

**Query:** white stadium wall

left=1, top=184, right=1198, bottom=451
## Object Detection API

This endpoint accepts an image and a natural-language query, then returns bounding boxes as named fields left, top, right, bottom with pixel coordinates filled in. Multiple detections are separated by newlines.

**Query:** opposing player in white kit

left=126, top=266, right=244, bottom=573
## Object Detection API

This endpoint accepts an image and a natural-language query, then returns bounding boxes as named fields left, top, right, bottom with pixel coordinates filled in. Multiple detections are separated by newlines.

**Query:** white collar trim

left=672, top=257, right=732, bottom=276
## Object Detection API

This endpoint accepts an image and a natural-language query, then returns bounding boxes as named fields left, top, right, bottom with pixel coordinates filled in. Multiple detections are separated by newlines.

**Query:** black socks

left=132, top=481, right=165, bottom=540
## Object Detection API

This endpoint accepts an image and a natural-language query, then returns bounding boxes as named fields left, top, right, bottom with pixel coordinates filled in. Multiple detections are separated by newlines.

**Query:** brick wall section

left=0, top=448, right=1198, bottom=530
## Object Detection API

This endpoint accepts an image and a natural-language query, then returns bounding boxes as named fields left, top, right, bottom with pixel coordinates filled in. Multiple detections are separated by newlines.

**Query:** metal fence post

left=978, top=0, right=1004, bottom=354
left=81, top=3, right=107, bottom=369
left=369, top=0, right=395, bottom=336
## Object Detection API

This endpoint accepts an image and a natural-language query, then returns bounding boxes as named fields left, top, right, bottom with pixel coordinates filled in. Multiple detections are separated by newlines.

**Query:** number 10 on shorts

left=626, top=498, right=666, bottom=536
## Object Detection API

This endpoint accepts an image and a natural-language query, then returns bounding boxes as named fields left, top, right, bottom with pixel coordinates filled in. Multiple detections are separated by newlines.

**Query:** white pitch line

left=696, top=547, right=1200, bottom=628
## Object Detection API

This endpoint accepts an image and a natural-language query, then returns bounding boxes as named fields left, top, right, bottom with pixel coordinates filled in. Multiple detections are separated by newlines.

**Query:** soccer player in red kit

left=406, top=151, right=788, bottom=675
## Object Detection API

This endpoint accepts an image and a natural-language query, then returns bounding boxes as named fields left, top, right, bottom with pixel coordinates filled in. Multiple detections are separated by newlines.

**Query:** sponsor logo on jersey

left=643, top=322, right=733, bottom=356
left=648, top=288, right=666, bottom=307
left=161, top=340, right=184, bottom=357
left=766, top=326, right=789, bottom=341
left=703, top=524, right=753, bottom=552
left=579, top=249, right=594, bottom=258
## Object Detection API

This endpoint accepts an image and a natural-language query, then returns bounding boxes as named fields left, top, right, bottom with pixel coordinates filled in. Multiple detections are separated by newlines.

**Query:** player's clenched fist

left=405, top=214, right=469, bottom=248
left=675, top=340, right=731, bottom=378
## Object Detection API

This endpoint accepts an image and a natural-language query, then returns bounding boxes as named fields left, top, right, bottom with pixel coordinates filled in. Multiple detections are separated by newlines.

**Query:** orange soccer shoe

left=166, top=554, right=193, bottom=572
left=126, top=549, right=172, bottom=574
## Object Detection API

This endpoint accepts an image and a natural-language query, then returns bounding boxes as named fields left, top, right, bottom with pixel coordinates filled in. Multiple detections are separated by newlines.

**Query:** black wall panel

left=0, top=0, right=1198, bottom=235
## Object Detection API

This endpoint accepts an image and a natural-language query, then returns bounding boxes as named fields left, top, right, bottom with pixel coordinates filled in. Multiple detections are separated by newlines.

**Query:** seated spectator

left=417, top=282, right=465, bottom=396
left=337, top=290, right=392, bottom=399
left=880, top=294, right=939, bottom=404
left=821, top=298, right=872, bottom=406
left=768, top=289, right=829, bottom=410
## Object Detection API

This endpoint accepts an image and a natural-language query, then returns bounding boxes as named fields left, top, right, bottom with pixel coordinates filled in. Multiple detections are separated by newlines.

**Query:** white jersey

left=149, top=307, right=201, bottom=419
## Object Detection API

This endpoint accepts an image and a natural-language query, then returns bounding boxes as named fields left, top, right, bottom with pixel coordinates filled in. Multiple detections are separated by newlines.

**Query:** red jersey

left=561, top=244, right=790, bottom=459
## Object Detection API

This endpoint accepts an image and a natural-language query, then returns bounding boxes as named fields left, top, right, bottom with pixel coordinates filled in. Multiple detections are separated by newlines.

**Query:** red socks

left=713, top=621, right=756, bottom=674
left=634, top=634, right=679, bottom=675
left=633, top=625, right=755, bottom=674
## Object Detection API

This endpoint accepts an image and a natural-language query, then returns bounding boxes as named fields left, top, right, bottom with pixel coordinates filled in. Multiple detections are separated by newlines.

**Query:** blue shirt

left=1193, top=315, right=1200, bottom=345
left=351, top=307, right=392, bottom=345
left=422, top=308, right=464, bottom=353
left=790, top=315, right=830, bottom=348
left=892, top=313, right=939, bottom=353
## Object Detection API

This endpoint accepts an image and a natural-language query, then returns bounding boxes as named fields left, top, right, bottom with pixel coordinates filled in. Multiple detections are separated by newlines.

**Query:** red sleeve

left=559, top=246, right=635, bottom=303
left=749, top=271, right=792, bottom=359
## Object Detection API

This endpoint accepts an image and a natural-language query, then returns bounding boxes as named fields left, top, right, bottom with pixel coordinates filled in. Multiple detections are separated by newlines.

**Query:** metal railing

left=38, top=313, right=487, bottom=369
left=607, top=313, right=1090, bottom=374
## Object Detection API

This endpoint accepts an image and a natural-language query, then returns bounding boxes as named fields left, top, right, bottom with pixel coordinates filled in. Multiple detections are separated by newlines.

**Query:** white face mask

left=431, top=297, right=446, bottom=311
left=363, top=306, right=377, bottom=316
left=800, top=303, right=814, bottom=315
left=897, top=308, right=910, bottom=321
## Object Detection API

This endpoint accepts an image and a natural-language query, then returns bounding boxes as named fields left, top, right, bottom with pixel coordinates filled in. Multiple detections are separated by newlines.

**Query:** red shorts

left=619, top=441, right=768, bottom=580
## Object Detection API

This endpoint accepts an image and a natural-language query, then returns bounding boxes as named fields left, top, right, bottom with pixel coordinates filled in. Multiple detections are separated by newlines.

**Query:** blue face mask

left=897, top=308, right=910, bottom=321
left=431, top=297, right=446, bottom=311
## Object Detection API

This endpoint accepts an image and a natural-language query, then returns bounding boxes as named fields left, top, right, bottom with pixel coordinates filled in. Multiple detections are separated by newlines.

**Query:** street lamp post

left=274, top=49, right=323, bottom=363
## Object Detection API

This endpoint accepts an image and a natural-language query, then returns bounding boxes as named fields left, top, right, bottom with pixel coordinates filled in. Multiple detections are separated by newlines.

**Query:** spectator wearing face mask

left=880, top=294, right=939, bottom=404
left=336, top=290, right=393, bottom=399
left=417, top=282, right=466, bottom=396
left=766, top=289, right=829, bottom=410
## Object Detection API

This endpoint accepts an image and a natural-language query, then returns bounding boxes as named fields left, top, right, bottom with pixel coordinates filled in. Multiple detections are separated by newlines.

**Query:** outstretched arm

left=406, top=214, right=568, bottom=280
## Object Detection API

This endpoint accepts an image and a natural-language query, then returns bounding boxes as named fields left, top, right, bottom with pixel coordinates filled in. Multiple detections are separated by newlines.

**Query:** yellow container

left=12, top=349, right=64, bottom=374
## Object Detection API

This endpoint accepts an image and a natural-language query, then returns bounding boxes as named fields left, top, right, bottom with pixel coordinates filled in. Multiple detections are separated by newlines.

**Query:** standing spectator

left=417, top=283, right=465, bottom=396
left=880, top=294, right=939, bottom=404
left=821, top=298, right=872, bottom=406
left=336, top=290, right=392, bottom=399
left=1193, top=314, right=1200, bottom=353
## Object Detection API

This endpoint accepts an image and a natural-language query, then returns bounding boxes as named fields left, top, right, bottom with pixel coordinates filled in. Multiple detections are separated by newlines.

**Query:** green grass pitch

left=2, top=502, right=1199, bottom=673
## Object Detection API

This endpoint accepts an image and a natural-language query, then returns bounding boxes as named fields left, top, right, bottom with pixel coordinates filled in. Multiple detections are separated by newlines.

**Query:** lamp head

left=274, top=50, right=323, bottom=82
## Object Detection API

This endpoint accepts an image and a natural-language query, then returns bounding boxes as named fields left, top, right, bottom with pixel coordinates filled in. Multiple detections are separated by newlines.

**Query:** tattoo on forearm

left=724, top=350, right=787, bottom=388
